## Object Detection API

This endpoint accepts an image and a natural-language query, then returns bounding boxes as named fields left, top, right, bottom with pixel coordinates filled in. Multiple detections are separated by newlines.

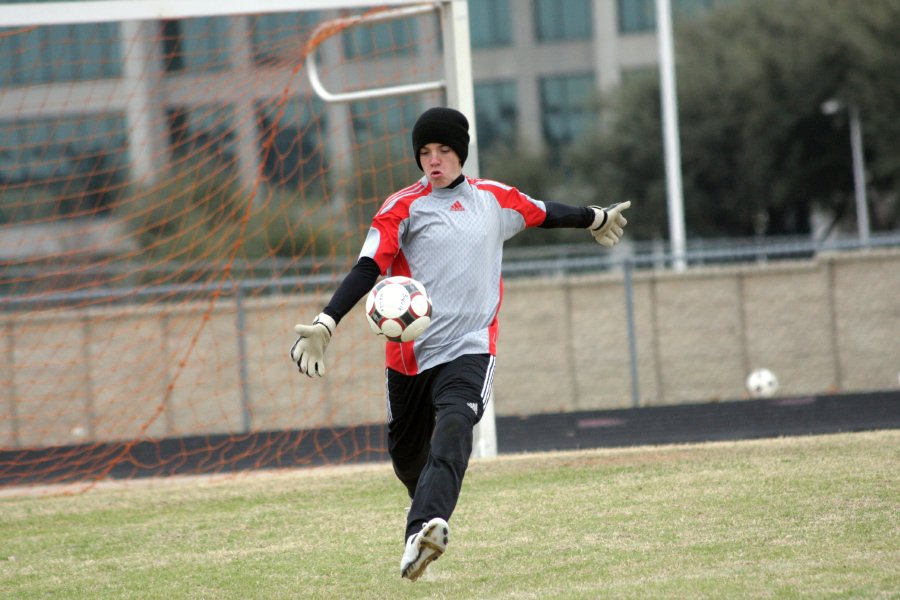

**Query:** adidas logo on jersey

left=450, top=200, right=465, bottom=212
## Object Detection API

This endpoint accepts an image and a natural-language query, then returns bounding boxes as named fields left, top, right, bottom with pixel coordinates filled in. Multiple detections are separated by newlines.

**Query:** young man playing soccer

left=291, top=107, right=630, bottom=581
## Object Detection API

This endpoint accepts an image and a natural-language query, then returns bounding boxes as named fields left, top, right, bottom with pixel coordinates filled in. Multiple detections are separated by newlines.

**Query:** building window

left=256, top=97, right=327, bottom=189
left=0, top=114, right=129, bottom=220
left=350, top=97, right=417, bottom=143
left=342, top=19, right=416, bottom=59
left=161, top=17, right=231, bottom=73
left=619, top=0, right=734, bottom=33
left=167, top=103, right=236, bottom=165
left=534, top=0, right=592, bottom=42
left=677, top=0, right=710, bottom=19
left=470, top=0, right=513, bottom=48
left=675, top=0, right=728, bottom=20
left=0, top=22, right=121, bottom=85
left=618, top=0, right=656, bottom=33
left=349, top=96, right=419, bottom=167
left=539, top=73, right=596, bottom=149
left=348, top=97, right=419, bottom=202
left=250, top=12, right=321, bottom=65
left=474, top=81, right=518, bottom=152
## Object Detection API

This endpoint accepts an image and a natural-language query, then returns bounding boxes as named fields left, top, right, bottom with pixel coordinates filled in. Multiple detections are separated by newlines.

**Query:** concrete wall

left=2, top=249, right=898, bottom=448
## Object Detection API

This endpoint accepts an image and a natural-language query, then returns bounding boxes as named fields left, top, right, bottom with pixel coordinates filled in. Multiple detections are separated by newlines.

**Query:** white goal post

left=0, top=0, right=496, bottom=459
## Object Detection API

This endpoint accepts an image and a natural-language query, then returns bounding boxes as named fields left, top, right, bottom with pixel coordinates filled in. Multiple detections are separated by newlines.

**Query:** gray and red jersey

left=359, top=175, right=547, bottom=375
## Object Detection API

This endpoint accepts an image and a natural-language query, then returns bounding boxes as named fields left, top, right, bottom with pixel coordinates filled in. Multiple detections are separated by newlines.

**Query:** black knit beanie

left=411, top=107, right=470, bottom=171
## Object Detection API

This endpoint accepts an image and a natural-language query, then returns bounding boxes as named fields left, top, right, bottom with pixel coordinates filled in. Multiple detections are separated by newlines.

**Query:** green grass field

left=1, top=430, right=898, bottom=599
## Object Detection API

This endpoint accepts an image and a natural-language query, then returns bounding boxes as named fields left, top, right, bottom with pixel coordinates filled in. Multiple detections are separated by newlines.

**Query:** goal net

left=0, top=0, right=481, bottom=491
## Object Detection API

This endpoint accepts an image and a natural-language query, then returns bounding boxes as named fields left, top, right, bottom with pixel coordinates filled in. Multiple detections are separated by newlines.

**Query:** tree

left=571, top=0, right=900, bottom=240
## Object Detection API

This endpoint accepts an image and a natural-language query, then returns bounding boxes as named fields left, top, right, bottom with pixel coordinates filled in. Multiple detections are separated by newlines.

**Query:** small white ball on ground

left=746, top=368, right=779, bottom=399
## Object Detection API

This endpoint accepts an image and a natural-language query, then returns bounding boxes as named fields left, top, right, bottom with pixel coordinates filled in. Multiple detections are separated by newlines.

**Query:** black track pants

left=385, top=353, right=495, bottom=541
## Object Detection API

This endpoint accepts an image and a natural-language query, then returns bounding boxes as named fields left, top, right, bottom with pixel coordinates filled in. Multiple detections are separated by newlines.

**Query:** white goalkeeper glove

left=290, top=313, right=337, bottom=377
left=588, top=201, right=631, bottom=248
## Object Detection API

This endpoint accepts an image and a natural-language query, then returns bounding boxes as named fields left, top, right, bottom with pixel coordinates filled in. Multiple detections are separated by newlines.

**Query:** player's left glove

left=290, top=313, right=336, bottom=377
left=588, top=201, right=631, bottom=248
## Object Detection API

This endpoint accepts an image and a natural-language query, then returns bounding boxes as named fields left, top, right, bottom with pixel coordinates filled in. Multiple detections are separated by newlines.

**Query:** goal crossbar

left=0, top=0, right=429, bottom=27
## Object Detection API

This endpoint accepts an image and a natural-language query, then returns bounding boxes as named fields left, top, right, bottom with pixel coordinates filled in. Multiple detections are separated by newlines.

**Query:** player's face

left=419, top=143, right=462, bottom=188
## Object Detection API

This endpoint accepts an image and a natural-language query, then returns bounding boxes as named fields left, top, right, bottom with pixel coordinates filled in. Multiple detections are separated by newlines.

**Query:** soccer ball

left=365, top=276, right=432, bottom=342
left=746, top=368, right=779, bottom=398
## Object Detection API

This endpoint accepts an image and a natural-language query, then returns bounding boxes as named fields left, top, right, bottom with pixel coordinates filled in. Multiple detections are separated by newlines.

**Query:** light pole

left=656, top=0, right=687, bottom=271
left=821, top=99, right=871, bottom=247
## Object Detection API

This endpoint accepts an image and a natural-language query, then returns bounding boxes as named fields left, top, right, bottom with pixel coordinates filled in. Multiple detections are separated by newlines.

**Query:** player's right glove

left=588, top=201, right=631, bottom=248
left=290, top=313, right=336, bottom=377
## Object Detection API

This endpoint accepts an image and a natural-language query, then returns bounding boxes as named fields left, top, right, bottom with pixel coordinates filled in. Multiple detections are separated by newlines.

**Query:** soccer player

left=291, top=107, right=630, bottom=581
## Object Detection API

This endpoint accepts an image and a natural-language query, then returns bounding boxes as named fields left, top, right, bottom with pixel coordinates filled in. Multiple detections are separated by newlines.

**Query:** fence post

left=3, top=317, right=19, bottom=448
left=623, top=257, right=641, bottom=408
left=234, top=284, right=252, bottom=433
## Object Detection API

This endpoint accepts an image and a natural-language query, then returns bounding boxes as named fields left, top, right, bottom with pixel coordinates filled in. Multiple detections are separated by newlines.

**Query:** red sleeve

left=369, top=211, right=404, bottom=274
left=366, top=182, right=425, bottom=273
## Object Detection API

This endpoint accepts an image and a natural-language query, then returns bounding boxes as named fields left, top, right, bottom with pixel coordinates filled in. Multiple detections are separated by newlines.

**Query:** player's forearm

left=539, top=201, right=595, bottom=229
left=322, top=257, right=381, bottom=324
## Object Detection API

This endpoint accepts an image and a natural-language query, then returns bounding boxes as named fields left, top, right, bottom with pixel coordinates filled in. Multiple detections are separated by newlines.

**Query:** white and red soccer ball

left=365, top=276, right=432, bottom=342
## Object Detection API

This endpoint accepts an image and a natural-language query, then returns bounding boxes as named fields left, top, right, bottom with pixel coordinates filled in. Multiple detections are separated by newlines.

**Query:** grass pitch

left=1, top=430, right=897, bottom=599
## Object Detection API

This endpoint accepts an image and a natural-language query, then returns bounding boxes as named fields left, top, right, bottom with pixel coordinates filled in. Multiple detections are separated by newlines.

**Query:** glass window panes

left=251, top=12, right=321, bottom=65
left=162, top=17, right=231, bottom=73
left=256, top=97, right=327, bottom=189
left=676, top=0, right=716, bottom=19
left=539, top=73, right=596, bottom=149
left=0, top=114, right=129, bottom=221
left=0, top=22, right=121, bottom=85
left=676, top=0, right=735, bottom=19
left=342, top=20, right=416, bottom=59
left=470, top=0, right=513, bottom=48
left=348, top=96, right=419, bottom=204
left=619, top=0, right=734, bottom=33
left=167, top=103, right=236, bottom=165
left=618, top=0, right=656, bottom=33
left=474, top=80, right=518, bottom=152
left=350, top=96, right=418, bottom=156
left=535, top=0, right=592, bottom=42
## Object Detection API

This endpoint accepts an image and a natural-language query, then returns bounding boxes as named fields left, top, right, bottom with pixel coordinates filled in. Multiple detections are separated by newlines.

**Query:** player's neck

left=444, top=174, right=465, bottom=189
